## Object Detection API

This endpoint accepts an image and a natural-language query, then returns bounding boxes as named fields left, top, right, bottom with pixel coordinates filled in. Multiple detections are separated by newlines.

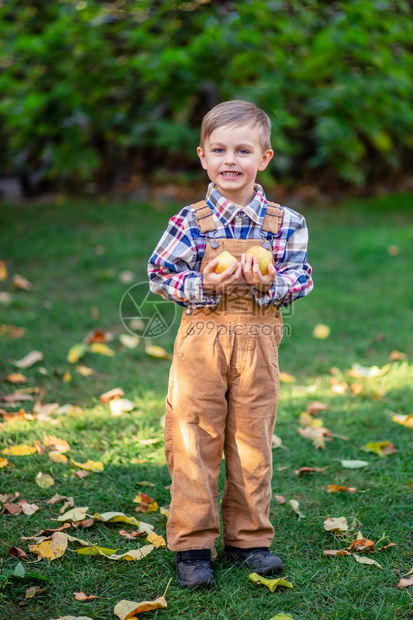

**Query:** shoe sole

left=222, top=553, right=283, bottom=575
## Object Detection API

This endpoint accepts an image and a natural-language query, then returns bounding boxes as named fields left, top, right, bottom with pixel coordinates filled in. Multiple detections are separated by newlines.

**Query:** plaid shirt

left=148, top=183, right=313, bottom=308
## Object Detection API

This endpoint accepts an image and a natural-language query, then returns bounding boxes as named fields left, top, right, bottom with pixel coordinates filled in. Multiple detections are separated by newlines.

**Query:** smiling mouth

left=221, top=171, right=241, bottom=178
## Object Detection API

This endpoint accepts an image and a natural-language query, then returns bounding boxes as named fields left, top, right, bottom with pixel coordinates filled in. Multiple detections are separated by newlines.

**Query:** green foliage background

left=1, top=0, right=412, bottom=192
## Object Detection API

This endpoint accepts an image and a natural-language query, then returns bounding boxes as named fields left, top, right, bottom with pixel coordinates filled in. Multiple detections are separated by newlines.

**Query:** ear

left=258, top=149, right=274, bottom=171
left=197, top=146, right=208, bottom=170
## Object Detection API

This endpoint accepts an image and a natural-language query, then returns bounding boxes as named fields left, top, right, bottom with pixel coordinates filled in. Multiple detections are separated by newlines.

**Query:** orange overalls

left=165, top=201, right=283, bottom=552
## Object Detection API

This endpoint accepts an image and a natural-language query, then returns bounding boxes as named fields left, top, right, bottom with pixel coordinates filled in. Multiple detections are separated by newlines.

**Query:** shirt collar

left=205, top=182, right=267, bottom=226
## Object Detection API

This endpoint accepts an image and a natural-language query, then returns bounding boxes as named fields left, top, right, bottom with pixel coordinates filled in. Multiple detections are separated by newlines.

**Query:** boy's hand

left=202, top=258, right=243, bottom=293
left=241, top=252, right=276, bottom=292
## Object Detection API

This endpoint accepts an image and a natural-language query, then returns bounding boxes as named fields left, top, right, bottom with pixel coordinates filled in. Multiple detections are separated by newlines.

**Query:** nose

left=224, top=150, right=236, bottom=165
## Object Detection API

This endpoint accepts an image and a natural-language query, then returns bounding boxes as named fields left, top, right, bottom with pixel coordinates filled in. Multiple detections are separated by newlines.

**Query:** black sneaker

left=222, top=545, right=284, bottom=575
left=175, top=549, right=215, bottom=588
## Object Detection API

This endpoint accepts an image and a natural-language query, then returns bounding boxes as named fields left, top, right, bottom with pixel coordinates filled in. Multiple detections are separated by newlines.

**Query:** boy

left=148, top=100, right=313, bottom=587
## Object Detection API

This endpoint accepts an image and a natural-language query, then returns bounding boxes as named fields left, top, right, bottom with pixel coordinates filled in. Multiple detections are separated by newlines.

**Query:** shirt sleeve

left=251, top=213, right=313, bottom=307
left=147, top=208, right=221, bottom=308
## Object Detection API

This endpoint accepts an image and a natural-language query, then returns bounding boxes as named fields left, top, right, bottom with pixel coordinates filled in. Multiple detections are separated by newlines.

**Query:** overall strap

left=191, top=200, right=217, bottom=234
left=261, top=202, right=283, bottom=235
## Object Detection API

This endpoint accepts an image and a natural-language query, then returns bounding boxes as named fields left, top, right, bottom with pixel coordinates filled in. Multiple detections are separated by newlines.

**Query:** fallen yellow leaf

left=147, top=532, right=166, bottom=548
left=0, top=458, right=9, bottom=468
left=92, top=512, right=144, bottom=528
left=76, top=364, right=95, bottom=376
left=391, top=413, right=413, bottom=429
left=29, top=532, right=68, bottom=561
left=57, top=506, right=89, bottom=522
left=144, top=345, right=172, bottom=360
left=249, top=573, right=293, bottom=592
left=114, top=578, right=171, bottom=620
left=71, top=459, right=104, bottom=473
left=361, top=441, right=397, bottom=457
left=279, top=372, right=296, bottom=383
left=67, top=343, right=87, bottom=364
left=49, top=452, right=68, bottom=464
left=89, top=342, right=115, bottom=356
left=312, top=324, right=330, bottom=339
left=35, top=472, right=55, bottom=489
left=1, top=444, right=37, bottom=456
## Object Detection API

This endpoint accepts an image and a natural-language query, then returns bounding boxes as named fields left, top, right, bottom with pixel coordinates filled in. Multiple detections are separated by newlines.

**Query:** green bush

left=0, top=0, right=412, bottom=193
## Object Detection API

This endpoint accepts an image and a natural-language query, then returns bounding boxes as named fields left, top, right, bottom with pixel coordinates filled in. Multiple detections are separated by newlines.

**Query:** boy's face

left=197, top=123, right=273, bottom=207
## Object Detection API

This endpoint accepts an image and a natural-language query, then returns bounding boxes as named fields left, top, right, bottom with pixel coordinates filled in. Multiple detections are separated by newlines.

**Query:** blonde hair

left=200, top=100, right=272, bottom=151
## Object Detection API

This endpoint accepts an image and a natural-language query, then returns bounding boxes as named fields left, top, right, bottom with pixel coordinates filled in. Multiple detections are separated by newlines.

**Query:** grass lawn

left=0, top=192, right=412, bottom=620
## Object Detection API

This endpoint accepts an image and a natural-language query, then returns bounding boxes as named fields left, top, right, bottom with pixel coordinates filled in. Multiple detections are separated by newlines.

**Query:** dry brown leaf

left=47, top=493, right=73, bottom=505
left=74, top=470, right=89, bottom=478
left=21, top=502, right=40, bottom=516
left=0, top=492, right=19, bottom=502
left=306, top=401, right=328, bottom=414
left=133, top=493, right=158, bottom=513
left=12, top=350, right=43, bottom=369
left=0, top=260, right=8, bottom=280
left=84, top=328, right=112, bottom=344
left=4, top=502, right=23, bottom=514
left=2, top=408, right=27, bottom=424
left=0, top=323, right=25, bottom=337
left=8, top=546, right=28, bottom=559
left=398, top=576, right=413, bottom=589
left=326, top=485, right=357, bottom=494
left=114, top=578, right=171, bottom=620
left=295, top=466, right=328, bottom=476
left=6, top=373, right=27, bottom=384
left=74, top=592, right=99, bottom=601
left=323, top=517, right=348, bottom=533
left=25, top=586, right=45, bottom=599
left=388, top=350, right=407, bottom=361
left=323, top=549, right=350, bottom=556
left=274, top=495, right=286, bottom=504
left=43, top=435, right=71, bottom=453
left=99, top=387, right=125, bottom=403
left=119, top=530, right=145, bottom=539
left=347, top=538, right=375, bottom=553
left=12, top=274, right=32, bottom=290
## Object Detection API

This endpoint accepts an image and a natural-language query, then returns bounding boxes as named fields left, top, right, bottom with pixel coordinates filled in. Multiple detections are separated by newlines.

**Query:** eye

left=238, top=149, right=250, bottom=154
left=212, top=148, right=224, bottom=154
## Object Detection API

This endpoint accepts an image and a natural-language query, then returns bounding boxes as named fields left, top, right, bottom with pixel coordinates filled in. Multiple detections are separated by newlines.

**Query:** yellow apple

left=214, top=250, right=238, bottom=274
left=245, top=245, right=273, bottom=275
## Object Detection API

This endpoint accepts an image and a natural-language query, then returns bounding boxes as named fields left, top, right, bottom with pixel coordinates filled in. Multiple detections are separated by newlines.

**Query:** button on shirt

left=148, top=183, right=313, bottom=308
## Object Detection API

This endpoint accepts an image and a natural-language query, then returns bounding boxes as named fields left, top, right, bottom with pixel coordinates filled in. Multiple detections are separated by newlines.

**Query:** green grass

left=0, top=193, right=412, bottom=620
